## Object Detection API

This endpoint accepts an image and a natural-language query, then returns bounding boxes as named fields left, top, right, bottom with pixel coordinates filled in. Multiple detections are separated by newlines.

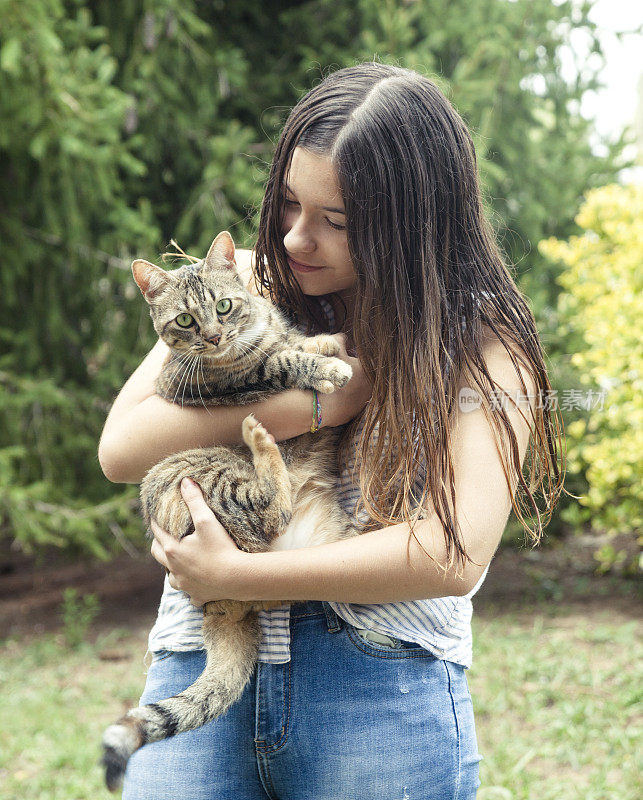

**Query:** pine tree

left=0, top=0, right=628, bottom=556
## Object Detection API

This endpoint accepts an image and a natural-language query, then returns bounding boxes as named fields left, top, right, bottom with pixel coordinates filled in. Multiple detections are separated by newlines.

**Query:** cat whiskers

left=172, top=355, right=197, bottom=407
left=190, top=355, right=203, bottom=408
left=166, top=352, right=194, bottom=399
left=171, top=351, right=211, bottom=409
left=166, top=352, right=192, bottom=382
left=233, top=338, right=271, bottom=362
left=233, top=328, right=271, bottom=358
left=196, top=357, right=212, bottom=412
left=182, top=356, right=200, bottom=408
left=171, top=358, right=189, bottom=406
left=229, top=341, right=254, bottom=364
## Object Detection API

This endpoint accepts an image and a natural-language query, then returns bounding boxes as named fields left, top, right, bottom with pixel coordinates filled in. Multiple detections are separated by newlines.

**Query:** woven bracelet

left=310, top=389, right=322, bottom=433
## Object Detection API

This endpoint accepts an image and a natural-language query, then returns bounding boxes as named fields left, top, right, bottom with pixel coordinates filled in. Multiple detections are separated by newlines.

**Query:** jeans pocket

left=345, top=625, right=432, bottom=659
left=355, top=628, right=403, bottom=648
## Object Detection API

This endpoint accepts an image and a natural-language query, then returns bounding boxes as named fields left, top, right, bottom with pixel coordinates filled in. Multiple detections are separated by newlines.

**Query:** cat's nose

left=204, top=333, right=222, bottom=346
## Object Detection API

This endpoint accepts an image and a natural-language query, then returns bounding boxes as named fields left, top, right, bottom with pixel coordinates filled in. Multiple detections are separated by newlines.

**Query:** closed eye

left=284, top=198, right=345, bottom=231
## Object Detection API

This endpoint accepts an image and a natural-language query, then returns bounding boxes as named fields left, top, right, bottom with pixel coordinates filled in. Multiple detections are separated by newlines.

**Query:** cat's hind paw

left=242, top=414, right=276, bottom=451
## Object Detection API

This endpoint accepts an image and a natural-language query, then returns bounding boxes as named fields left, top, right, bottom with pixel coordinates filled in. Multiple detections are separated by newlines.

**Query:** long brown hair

left=255, top=63, right=564, bottom=566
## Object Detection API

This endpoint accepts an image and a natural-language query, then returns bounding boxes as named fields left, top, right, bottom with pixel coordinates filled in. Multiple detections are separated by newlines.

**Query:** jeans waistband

left=289, top=601, right=342, bottom=633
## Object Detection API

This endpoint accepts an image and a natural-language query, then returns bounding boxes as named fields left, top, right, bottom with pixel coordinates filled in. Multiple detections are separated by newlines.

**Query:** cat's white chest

left=269, top=492, right=336, bottom=551
left=270, top=516, right=313, bottom=551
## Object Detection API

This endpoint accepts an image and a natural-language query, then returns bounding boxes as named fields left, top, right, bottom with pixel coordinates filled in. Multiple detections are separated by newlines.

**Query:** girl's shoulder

left=235, top=249, right=260, bottom=296
left=459, top=322, right=537, bottom=407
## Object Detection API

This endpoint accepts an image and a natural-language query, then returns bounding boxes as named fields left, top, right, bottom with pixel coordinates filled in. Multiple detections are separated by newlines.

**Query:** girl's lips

left=287, top=257, right=325, bottom=273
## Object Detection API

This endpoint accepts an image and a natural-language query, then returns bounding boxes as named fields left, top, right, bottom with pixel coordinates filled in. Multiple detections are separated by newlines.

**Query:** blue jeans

left=122, top=602, right=480, bottom=799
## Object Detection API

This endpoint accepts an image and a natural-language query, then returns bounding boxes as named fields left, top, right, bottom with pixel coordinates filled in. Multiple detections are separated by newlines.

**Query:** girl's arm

left=152, top=332, right=536, bottom=602
left=98, top=345, right=366, bottom=484
left=98, top=250, right=370, bottom=483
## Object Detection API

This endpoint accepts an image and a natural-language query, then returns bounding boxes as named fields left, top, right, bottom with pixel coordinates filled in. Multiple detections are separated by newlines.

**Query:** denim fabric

left=122, top=602, right=481, bottom=799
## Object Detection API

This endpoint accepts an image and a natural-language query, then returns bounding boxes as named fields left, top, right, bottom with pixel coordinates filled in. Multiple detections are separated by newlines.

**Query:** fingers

left=147, top=478, right=229, bottom=606
left=180, top=477, right=219, bottom=530
left=148, top=478, right=217, bottom=571
left=149, top=532, right=179, bottom=590
left=149, top=517, right=173, bottom=546
left=149, top=519, right=181, bottom=586
left=149, top=521, right=170, bottom=570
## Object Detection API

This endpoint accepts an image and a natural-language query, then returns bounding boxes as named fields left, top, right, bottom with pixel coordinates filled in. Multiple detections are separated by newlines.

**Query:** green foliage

left=0, top=0, right=628, bottom=556
left=245, top=0, right=626, bottom=319
left=60, top=588, right=101, bottom=648
left=0, top=0, right=263, bottom=555
left=539, top=185, right=643, bottom=563
left=0, top=370, right=141, bottom=556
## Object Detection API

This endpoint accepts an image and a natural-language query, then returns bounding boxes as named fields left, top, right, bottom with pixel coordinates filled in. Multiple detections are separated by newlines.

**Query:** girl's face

left=282, top=147, right=356, bottom=305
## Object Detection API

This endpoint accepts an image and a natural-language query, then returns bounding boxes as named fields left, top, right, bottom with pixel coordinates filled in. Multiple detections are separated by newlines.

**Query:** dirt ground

left=0, top=546, right=164, bottom=639
left=0, top=534, right=640, bottom=640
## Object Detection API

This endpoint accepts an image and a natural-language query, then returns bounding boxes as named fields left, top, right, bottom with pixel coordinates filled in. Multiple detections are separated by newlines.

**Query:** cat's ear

left=132, top=259, right=171, bottom=302
left=203, top=231, right=236, bottom=271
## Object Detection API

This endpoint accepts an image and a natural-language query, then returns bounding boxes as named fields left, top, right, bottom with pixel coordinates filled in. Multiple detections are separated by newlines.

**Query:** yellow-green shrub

left=539, top=184, right=642, bottom=550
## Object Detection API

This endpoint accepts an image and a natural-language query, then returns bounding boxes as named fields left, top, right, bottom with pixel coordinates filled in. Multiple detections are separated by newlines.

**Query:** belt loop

left=322, top=602, right=342, bottom=633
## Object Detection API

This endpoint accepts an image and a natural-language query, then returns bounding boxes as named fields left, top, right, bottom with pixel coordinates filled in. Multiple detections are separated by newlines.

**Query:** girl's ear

left=203, top=231, right=236, bottom=271
left=131, top=259, right=171, bottom=302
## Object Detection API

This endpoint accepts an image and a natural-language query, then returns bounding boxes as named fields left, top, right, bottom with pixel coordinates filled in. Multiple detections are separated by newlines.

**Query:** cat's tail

left=101, top=610, right=260, bottom=792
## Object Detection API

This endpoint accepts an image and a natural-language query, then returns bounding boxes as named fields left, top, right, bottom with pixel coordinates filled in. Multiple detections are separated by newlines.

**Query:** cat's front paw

left=311, top=357, right=353, bottom=394
left=300, top=334, right=340, bottom=357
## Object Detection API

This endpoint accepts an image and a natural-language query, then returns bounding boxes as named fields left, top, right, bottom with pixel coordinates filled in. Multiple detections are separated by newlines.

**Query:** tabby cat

left=101, top=231, right=358, bottom=791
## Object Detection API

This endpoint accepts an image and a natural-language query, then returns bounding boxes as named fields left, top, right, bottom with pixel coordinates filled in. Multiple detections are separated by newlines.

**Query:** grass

left=469, top=602, right=642, bottom=800
left=0, top=602, right=640, bottom=799
left=0, top=628, right=149, bottom=800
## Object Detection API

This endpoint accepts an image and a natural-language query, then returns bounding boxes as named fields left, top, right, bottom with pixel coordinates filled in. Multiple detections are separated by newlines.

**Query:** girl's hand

left=322, top=333, right=372, bottom=426
left=150, top=477, right=247, bottom=607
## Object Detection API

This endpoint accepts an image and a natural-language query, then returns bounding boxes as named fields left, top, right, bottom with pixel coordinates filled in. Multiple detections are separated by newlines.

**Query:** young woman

left=99, top=62, right=563, bottom=799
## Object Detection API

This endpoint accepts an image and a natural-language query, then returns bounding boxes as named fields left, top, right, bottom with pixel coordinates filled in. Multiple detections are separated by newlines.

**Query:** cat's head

left=132, top=231, right=256, bottom=360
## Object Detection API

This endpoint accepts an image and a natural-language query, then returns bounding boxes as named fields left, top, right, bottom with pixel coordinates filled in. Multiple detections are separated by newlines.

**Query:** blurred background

left=0, top=1, right=640, bottom=798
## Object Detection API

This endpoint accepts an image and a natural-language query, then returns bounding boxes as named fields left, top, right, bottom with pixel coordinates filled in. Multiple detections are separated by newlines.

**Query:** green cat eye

left=176, top=313, right=194, bottom=328
left=216, top=298, right=232, bottom=315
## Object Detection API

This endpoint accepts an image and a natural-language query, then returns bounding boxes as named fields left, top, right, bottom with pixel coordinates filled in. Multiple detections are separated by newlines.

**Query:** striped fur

left=148, top=305, right=486, bottom=668
left=101, top=232, right=358, bottom=790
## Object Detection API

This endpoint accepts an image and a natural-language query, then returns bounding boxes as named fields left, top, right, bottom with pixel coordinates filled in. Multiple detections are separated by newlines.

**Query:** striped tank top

left=147, top=299, right=488, bottom=668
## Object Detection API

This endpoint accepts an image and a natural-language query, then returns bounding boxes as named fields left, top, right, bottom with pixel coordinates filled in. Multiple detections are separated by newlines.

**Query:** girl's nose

left=283, top=215, right=315, bottom=255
